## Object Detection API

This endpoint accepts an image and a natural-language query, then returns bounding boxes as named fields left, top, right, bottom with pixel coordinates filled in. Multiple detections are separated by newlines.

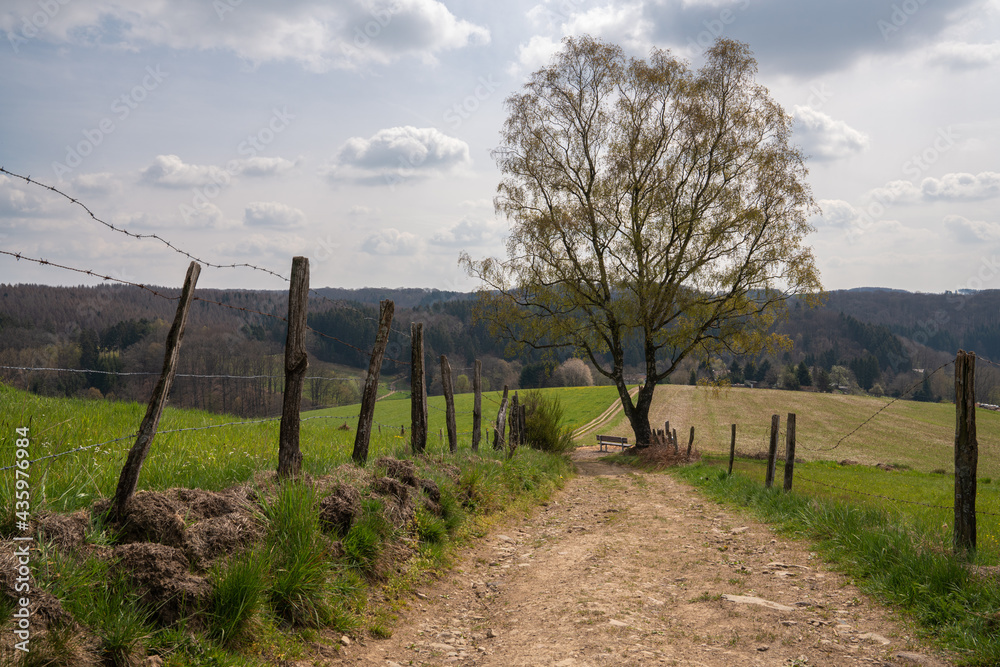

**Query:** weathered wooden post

left=672, top=428, right=678, bottom=454
left=728, top=423, right=736, bottom=475
left=507, top=391, right=520, bottom=458
left=472, top=359, right=482, bottom=451
left=493, top=385, right=509, bottom=450
left=783, top=413, right=796, bottom=492
left=352, top=299, right=394, bottom=465
left=441, top=355, right=457, bottom=453
left=410, top=322, right=427, bottom=453
left=112, top=261, right=200, bottom=519
left=686, top=426, right=695, bottom=458
left=765, top=414, right=780, bottom=488
left=276, top=257, right=310, bottom=478
left=955, top=350, right=978, bottom=554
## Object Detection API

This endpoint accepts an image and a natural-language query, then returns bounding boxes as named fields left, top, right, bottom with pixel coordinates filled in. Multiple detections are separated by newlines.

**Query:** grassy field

left=600, top=384, right=1000, bottom=562
left=599, top=383, right=999, bottom=473
left=0, top=383, right=621, bottom=514
left=306, top=384, right=623, bottom=439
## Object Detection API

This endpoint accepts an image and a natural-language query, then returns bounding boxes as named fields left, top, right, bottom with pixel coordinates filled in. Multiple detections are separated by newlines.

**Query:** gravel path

left=328, top=448, right=954, bottom=667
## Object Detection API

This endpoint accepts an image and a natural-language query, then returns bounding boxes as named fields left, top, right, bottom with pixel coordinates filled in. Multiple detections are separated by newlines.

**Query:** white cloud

left=792, top=106, right=869, bottom=161
left=68, top=172, right=123, bottom=196
left=510, top=34, right=562, bottom=75
left=867, top=180, right=921, bottom=205
left=921, top=172, right=1000, bottom=201
left=945, top=215, right=1000, bottom=243
left=0, top=0, right=489, bottom=72
left=430, top=217, right=507, bottom=247
left=0, top=175, right=48, bottom=217
left=238, top=156, right=298, bottom=177
left=814, top=199, right=858, bottom=227
left=349, top=205, right=376, bottom=217
left=328, top=126, right=471, bottom=185
left=216, top=232, right=310, bottom=257
left=929, top=41, right=1000, bottom=70
left=244, top=201, right=307, bottom=228
left=361, top=228, right=420, bottom=255
left=140, top=155, right=231, bottom=188
left=564, top=2, right=652, bottom=53
left=140, top=155, right=297, bottom=188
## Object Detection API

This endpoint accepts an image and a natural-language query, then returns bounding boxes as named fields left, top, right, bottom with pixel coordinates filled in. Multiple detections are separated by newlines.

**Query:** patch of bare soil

left=330, top=447, right=954, bottom=667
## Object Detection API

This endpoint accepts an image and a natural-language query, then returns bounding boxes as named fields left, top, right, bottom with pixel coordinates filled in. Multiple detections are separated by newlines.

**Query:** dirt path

left=329, top=448, right=954, bottom=667
left=573, top=387, right=639, bottom=439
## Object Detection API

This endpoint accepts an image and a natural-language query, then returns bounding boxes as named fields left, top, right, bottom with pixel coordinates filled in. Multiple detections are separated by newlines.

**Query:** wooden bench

left=597, top=434, right=628, bottom=452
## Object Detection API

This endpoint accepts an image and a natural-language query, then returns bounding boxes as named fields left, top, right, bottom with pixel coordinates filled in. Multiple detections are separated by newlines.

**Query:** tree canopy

left=462, top=36, right=822, bottom=444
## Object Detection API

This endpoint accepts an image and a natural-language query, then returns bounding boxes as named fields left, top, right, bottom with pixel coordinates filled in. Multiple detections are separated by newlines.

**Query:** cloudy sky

left=0, top=0, right=998, bottom=294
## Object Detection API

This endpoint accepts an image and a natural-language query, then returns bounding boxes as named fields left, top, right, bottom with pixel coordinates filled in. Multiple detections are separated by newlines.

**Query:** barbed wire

left=0, top=249, right=180, bottom=300
left=0, top=365, right=364, bottom=382
left=0, top=167, right=290, bottom=282
left=798, top=359, right=955, bottom=453
left=0, top=247, right=412, bottom=367
left=0, top=168, right=422, bottom=344
left=794, top=472, right=1000, bottom=517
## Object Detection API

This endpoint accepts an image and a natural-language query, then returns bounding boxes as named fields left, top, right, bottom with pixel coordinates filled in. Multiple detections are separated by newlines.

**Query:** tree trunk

left=618, top=378, right=654, bottom=445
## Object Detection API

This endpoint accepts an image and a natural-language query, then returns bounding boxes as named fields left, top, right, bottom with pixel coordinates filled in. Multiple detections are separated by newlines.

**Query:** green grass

left=0, top=383, right=617, bottom=516
left=0, top=380, right=581, bottom=666
left=674, top=464, right=1000, bottom=666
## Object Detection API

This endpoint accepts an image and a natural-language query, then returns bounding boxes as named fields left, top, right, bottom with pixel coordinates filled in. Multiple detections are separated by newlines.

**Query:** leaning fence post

left=352, top=299, right=394, bottom=465
left=472, top=359, right=482, bottom=451
left=765, top=414, right=780, bottom=488
left=277, top=256, right=310, bottom=478
left=783, top=413, right=796, bottom=492
left=686, top=426, right=695, bottom=458
left=410, top=322, right=427, bottom=454
left=955, top=350, right=978, bottom=554
left=507, top=391, right=520, bottom=458
left=493, top=385, right=509, bottom=450
left=441, top=355, right=457, bottom=453
left=728, top=423, right=736, bottom=475
left=111, top=261, right=200, bottom=520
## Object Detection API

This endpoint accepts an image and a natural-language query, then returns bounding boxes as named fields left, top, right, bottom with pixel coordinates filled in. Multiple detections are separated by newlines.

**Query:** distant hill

left=2, top=284, right=998, bottom=411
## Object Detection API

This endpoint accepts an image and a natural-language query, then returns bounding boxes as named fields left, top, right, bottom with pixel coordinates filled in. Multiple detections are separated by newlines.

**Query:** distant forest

left=2, top=284, right=1000, bottom=416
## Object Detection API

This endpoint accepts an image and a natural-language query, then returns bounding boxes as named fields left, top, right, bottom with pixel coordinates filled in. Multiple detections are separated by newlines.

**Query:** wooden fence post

left=472, top=359, right=482, bottom=451
left=352, top=299, right=394, bottom=465
left=111, top=261, right=200, bottom=519
left=728, top=423, right=736, bottom=475
left=686, top=426, right=695, bottom=458
left=410, top=322, right=427, bottom=454
left=277, top=256, right=309, bottom=478
left=493, top=385, right=509, bottom=450
left=672, top=428, right=678, bottom=454
left=441, top=355, right=457, bottom=453
left=765, top=414, right=780, bottom=488
left=783, top=413, right=796, bottom=492
left=507, top=391, right=520, bottom=458
left=955, top=350, right=978, bottom=554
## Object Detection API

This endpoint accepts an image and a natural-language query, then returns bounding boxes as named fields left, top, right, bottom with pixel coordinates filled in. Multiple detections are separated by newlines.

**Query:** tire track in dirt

left=327, top=449, right=953, bottom=667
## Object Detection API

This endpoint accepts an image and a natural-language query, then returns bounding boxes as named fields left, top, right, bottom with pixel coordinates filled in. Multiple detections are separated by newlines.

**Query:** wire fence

left=3, top=167, right=996, bottom=529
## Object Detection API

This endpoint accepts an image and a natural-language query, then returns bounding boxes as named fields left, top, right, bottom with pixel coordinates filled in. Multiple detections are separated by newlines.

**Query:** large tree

left=462, top=36, right=822, bottom=444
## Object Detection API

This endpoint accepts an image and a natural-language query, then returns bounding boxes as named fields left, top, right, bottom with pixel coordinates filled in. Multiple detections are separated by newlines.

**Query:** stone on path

left=721, top=594, right=795, bottom=612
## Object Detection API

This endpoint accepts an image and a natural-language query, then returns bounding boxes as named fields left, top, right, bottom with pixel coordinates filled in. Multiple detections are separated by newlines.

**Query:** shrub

left=522, top=390, right=574, bottom=453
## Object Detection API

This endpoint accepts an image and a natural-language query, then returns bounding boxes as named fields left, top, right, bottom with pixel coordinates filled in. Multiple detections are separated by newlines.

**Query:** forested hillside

left=2, top=284, right=998, bottom=414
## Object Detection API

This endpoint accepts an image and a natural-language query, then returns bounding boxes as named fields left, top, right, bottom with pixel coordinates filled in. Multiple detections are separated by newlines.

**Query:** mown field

left=600, top=384, right=1000, bottom=562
